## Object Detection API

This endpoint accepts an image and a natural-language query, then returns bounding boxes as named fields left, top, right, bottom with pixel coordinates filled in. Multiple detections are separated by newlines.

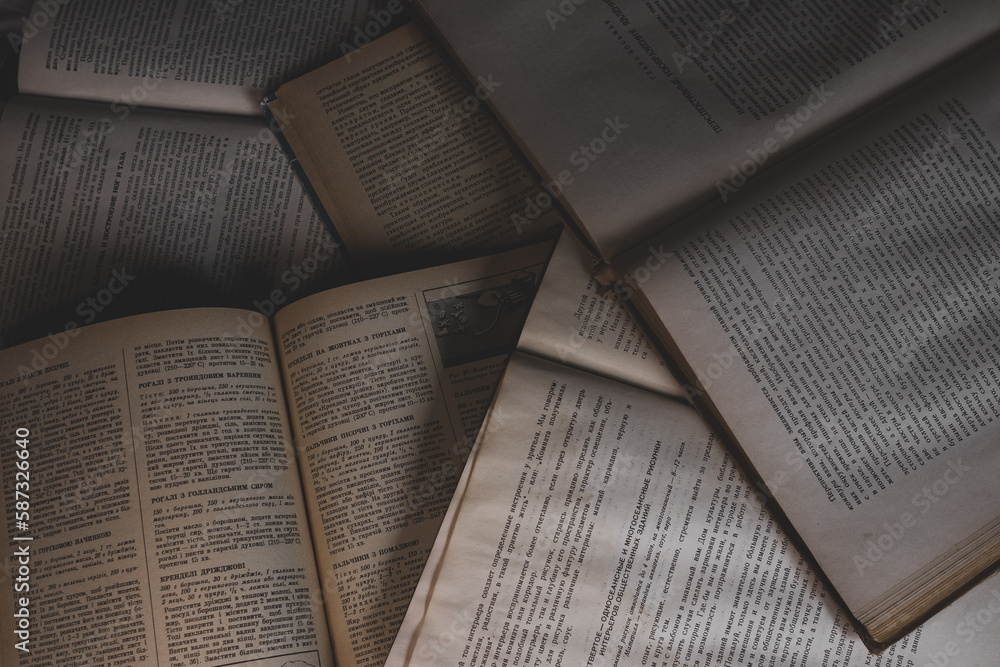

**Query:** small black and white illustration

left=423, top=266, right=543, bottom=367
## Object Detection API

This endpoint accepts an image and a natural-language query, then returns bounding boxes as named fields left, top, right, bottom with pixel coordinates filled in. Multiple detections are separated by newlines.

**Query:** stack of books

left=3, top=1, right=1000, bottom=666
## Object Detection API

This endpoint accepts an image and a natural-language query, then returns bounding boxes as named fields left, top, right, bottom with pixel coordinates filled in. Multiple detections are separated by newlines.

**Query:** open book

left=384, top=233, right=1000, bottom=667
left=15, top=0, right=408, bottom=116
left=412, top=0, right=1000, bottom=645
left=263, top=23, right=563, bottom=269
left=0, top=241, right=552, bottom=667
left=1, top=0, right=412, bottom=348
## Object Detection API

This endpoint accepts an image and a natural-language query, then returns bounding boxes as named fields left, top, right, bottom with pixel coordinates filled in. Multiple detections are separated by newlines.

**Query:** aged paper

left=17, top=0, right=403, bottom=115
left=0, top=309, right=334, bottom=666
left=274, top=242, right=553, bottom=667
left=618, top=39, right=1000, bottom=638
left=418, top=0, right=1000, bottom=257
left=267, top=23, right=562, bottom=263
left=387, top=353, right=1000, bottom=666
left=0, top=95, right=344, bottom=349
left=519, top=233, right=682, bottom=399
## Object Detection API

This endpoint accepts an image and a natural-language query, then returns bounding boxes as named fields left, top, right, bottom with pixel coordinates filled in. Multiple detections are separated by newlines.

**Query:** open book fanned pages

left=385, top=233, right=1000, bottom=667
left=413, top=0, right=1000, bottom=647
left=1, top=0, right=415, bottom=349
left=0, top=241, right=553, bottom=667
left=263, top=23, right=563, bottom=268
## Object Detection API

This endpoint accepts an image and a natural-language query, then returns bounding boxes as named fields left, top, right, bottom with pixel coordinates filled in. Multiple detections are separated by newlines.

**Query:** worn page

left=386, top=352, right=1000, bottom=667
left=519, top=232, right=683, bottom=399
left=266, top=23, right=563, bottom=265
left=418, top=0, right=1000, bottom=259
left=17, top=0, right=405, bottom=116
left=617, top=39, right=1000, bottom=639
left=273, top=241, right=553, bottom=667
left=0, top=309, right=334, bottom=666
left=0, top=95, right=345, bottom=349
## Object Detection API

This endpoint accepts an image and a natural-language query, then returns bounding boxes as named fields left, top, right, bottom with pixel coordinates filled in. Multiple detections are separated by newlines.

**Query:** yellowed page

left=273, top=241, right=553, bottom=667
left=0, top=95, right=345, bottom=349
left=0, top=309, right=333, bottom=666
left=418, top=0, right=1000, bottom=258
left=518, top=232, right=683, bottom=400
left=267, top=23, right=562, bottom=264
left=617, top=39, right=1000, bottom=638
left=17, top=0, right=405, bottom=115
left=384, top=391, right=494, bottom=667
left=386, top=352, right=1000, bottom=666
